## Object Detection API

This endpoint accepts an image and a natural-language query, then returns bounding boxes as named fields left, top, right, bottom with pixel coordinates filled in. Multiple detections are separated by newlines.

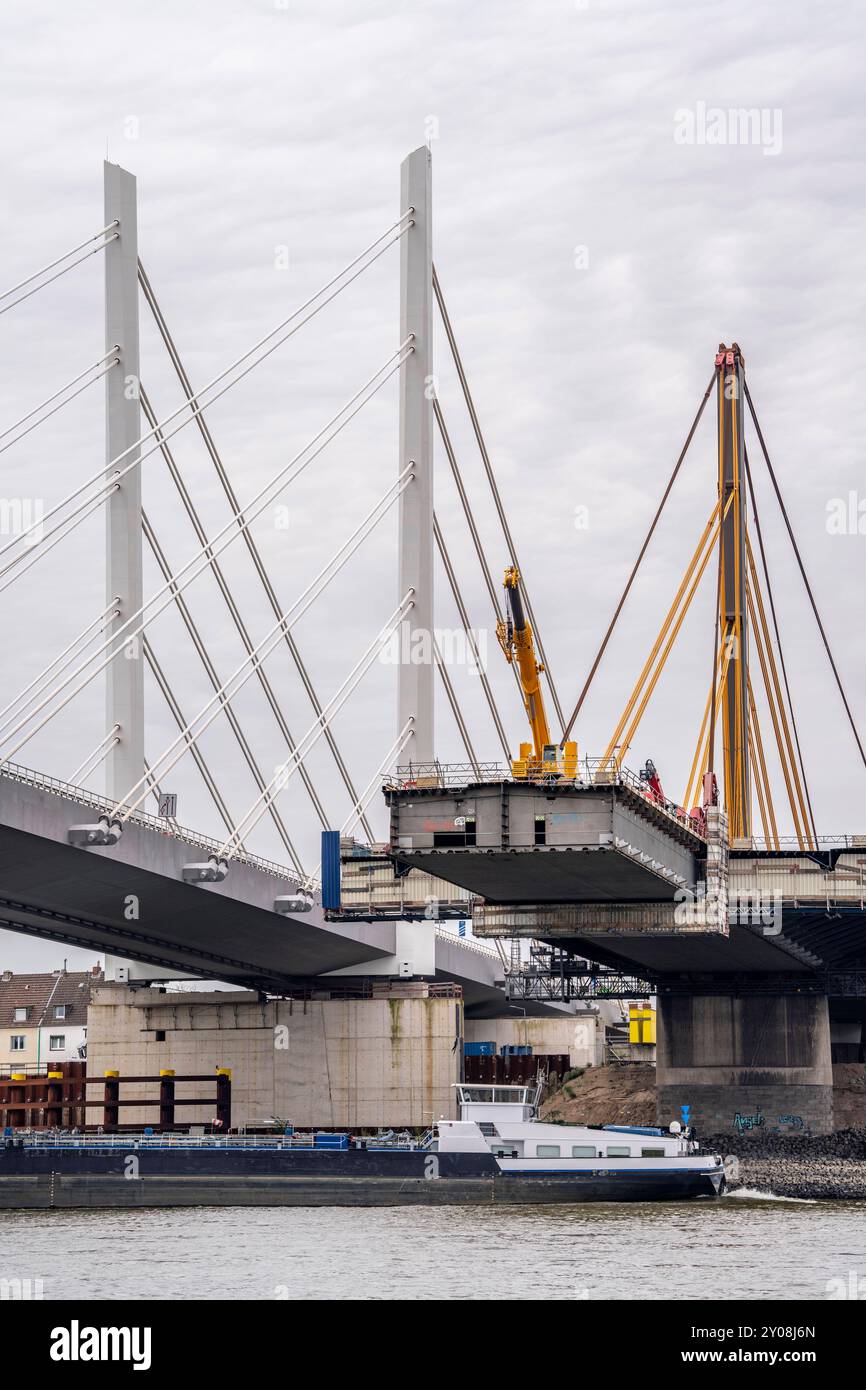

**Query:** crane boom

left=497, top=566, right=577, bottom=779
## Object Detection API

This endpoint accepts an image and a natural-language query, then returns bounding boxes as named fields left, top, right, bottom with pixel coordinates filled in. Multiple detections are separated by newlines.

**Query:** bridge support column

left=656, top=992, right=834, bottom=1136
left=103, top=161, right=145, bottom=805
left=397, top=146, right=434, bottom=765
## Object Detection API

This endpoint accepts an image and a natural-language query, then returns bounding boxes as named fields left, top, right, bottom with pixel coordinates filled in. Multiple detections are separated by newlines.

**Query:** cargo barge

left=0, top=1084, right=726, bottom=1208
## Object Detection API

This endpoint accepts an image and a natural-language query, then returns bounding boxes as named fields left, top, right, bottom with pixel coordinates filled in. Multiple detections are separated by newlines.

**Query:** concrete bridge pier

left=655, top=992, right=834, bottom=1136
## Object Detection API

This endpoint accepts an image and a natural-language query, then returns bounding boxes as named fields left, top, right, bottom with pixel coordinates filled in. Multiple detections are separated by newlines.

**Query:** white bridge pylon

left=0, top=146, right=554, bottom=899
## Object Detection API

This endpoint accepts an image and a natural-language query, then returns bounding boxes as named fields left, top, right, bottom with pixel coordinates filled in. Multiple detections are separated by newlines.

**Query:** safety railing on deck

left=0, top=760, right=307, bottom=887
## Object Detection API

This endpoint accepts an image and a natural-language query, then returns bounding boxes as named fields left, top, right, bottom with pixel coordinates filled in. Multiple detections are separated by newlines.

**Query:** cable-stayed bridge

left=1, top=148, right=865, bottom=1123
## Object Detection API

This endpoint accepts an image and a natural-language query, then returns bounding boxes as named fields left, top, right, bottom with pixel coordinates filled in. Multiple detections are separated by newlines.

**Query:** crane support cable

left=681, top=641, right=727, bottom=810
left=745, top=580, right=806, bottom=849
left=747, top=678, right=780, bottom=848
left=683, top=638, right=735, bottom=815
left=0, top=215, right=413, bottom=561
left=599, top=493, right=728, bottom=772
left=433, top=513, right=512, bottom=760
left=142, top=637, right=249, bottom=857
left=743, top=447, right=818, bottom=845
left=140, top=385, right=331, bottom=834
left=109, top=473, right=412, bottom=820
left=0, top=229, right=119, bottom=318
left=0, top=349, right=411, bottom=759
left=614, top=508, right=723, bottom=766
left=138, top=270, right=372, bottom=843
left=0, top=349, right=119, bottom=448
left=435, top=643, right=481, bottom=777
left=748, top=722, right=773, bottom=847
left=432, top=266, right=565, bottom=731
left=142, top=510, right=311, bottom=868
left=745, top=536, right=813, bottom=845
left=0, top=223, right=118, bottom=305
left=745, top=380, right=866, bottom=776
left=217, top=593, right=414, bottom=861
left=69, top=724, right=121, bottom=785
left=562, top=368, right=719, bottom=744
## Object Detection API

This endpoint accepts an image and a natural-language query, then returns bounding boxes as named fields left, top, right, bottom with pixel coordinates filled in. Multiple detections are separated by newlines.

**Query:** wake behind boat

left=0, top=1083, right=726, bottom=1208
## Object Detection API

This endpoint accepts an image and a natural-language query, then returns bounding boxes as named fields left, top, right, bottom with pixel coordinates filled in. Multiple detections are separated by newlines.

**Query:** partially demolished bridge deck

left=370, top=763, right=866, bottom=993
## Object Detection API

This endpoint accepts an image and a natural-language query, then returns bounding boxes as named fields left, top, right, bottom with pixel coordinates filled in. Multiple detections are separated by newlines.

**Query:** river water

left=2, top=1193, right=865, bottom=1300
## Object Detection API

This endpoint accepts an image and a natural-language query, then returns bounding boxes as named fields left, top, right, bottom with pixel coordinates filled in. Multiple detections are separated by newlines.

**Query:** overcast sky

left=1, top=0, right=864, bottom=972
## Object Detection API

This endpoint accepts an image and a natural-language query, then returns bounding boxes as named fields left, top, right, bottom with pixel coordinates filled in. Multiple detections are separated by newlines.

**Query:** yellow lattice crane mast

left=496, top=566, right=577, bottom=779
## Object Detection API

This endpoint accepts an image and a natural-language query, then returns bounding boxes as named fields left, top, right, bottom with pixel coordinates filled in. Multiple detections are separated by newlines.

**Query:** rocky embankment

left=541, top=1063, right=866, bottom=1199
left=704, top=1129, right=866, bottom=1200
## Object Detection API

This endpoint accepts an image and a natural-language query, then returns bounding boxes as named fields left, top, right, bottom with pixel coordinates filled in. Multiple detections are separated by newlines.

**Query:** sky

left=1, top=0, right=864, bottom=972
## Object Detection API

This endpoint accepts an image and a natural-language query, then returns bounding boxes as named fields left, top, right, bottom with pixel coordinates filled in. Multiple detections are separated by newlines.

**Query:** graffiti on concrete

left=733, top=1110, right=764, bottom=1134
left=777, top=1114, right=804, bottom=1129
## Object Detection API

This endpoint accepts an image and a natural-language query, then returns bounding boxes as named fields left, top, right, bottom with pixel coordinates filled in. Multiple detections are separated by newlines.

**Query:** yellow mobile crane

left=496, top=566, right=578, bottom=779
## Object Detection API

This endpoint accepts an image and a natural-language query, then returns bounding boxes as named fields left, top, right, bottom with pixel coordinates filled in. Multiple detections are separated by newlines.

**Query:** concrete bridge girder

left=388, top=781, right=702, bottom=905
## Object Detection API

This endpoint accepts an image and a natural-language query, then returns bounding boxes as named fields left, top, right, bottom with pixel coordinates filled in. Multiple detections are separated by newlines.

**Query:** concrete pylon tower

left=716, top=342, right=750, bottom=840
left=397, top=146, right=434, bottom=767
left=103, top=162, right=144, bottom=806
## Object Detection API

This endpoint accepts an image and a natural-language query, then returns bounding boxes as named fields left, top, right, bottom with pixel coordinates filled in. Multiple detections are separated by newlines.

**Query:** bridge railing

left=387, top=757, right=706, bottom=840
left=0, top=760, right=307, bottom=887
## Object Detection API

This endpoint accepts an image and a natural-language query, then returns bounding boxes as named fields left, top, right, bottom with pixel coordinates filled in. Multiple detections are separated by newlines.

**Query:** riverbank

left=709, top=1129, right=866, bottom=1200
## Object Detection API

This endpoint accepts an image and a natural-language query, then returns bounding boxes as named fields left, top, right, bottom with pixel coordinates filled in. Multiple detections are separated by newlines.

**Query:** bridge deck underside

left=394, top=846, right=686, bottom=903
left=536, top=904, right=866, bottom=981
left=0, top=821, right=393, bottom=990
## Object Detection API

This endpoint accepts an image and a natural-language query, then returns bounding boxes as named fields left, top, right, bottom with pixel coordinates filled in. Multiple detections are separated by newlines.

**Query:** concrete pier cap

left=656, top=992, right=834, bottom=1136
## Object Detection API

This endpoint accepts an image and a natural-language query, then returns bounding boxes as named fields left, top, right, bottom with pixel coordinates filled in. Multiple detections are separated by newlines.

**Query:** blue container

left=500, top=1044, right=532, bottom=1056
left=321, top=830, right=341, bottom=911
left=314, top=1132, right=348, bottom=1149
left=464, top=1041, right=495, bottom=1057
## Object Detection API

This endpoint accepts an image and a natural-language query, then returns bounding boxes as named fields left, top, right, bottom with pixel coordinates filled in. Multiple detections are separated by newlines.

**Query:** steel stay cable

left=110, top=474, right=412, bottom=820
left=745, top=380, right=866, bottom=775
left=0, top=215, right=413, bottom=560
left=0, top=232, right=119, bottom=317
left=218, top=594, right=414, bottom=860
left=433, top=265, right=565, bottom=730
left=0, top=349, right=119, bottom=445
left=561, top=369, right=719, bottom=744
left=140, top=385, right=331, bottom=833
left=142, top=508, right=310, bottom=865
left=0, top=600, right=119, bottom=730
left=0, top=223, right=118, bottom=303
left=743, top=445, right=818, bottom=845
left=137, top=271, right=373, bottom=841
left=0, top=350, right=411, bottom=756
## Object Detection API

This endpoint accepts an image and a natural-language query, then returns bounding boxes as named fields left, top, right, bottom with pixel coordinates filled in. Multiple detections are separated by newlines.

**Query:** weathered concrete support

left=656, top=992, right=834, bottom=1135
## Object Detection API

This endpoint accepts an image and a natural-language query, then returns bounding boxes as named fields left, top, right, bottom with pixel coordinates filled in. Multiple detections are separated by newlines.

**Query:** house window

left=53, top=1004, right=71, bottom=1020
left=536, top=1144, right=561, bottom=1158
left=641, top=1147, right=666, bottom=1158
left=606, top=1146, right=631, bottom=1158
left=571, top=1145, right=596, bottom=1157
left=534, top=816, right=546, bottom=846
left=12, top=1007, right=30, bottom=1023
left=154, top=1030, right=166, bottom=1042
left=49, top=1035, right=65, bottom=1051
left=10, top=1035, right=26, bottom=1052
